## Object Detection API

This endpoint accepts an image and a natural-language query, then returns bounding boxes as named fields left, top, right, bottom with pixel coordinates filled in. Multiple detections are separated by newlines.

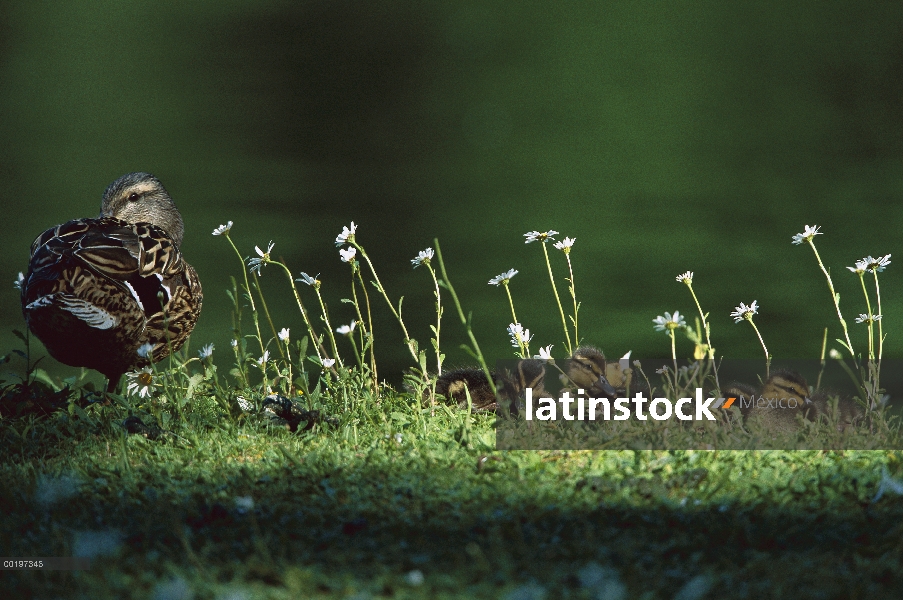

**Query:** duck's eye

left=128, top=192, right=141, bottom=202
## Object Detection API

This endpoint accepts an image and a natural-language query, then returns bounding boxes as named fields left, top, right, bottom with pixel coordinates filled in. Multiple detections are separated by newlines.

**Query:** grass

left=2, top=396, right=903, bottom=599
left=4, top=221, right=903, bottom=597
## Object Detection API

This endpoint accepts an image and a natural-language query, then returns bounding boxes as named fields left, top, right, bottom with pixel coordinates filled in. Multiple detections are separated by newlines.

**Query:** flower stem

left=347, top=332, right=363, bottom=369
left=434, top=239, right=496, bottom=396
left=223, top=233, right=265, bottom=356
left=426, top=263, right=444, bottom=375
left=504, top=284, right=519, bottom=325
left=347, top=267, right=369, bottom=370
left=748, top=319, right=770, bottom=379
left=542, top=243, right=573, bottom=356
left=351, top=241, right=418, bottom=363
left=251, top=272, right=283, bottom=359
left=503, top=284, right=528, bottom=358
left=670, top=330, right=679, bottom=394
left=686, top=283, right=719, bottom=390
left=564, top=253, right=579, bottom=346
left=858, top=272, right=875, bottom=360
left=272, top=262, right=327, bottom=364
left=354, top=268, right=378, bottom=386
left=873, top=270, right=884, bottom=360
left=807, top=239, right=855, bottom=359
left=314, top=288, right=342, bottom=369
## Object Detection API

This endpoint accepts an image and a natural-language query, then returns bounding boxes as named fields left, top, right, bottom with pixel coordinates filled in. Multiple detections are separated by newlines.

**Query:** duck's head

left=100, top=172, right=184, bottom=247
left=761, top=370, right=810, bottom=406
left=516, top=358, right=547, bottom=393
left=562, top=346, right=617, bottom=397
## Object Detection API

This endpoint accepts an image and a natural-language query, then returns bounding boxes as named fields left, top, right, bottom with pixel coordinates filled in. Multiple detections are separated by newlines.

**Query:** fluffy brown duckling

left=807, top=391, right=865, bottom=433
left=434, top=346, right=621, bottom=414
left=434, top=359, right=547, bottom=413
left=723, top=370, right=812, bottom=434
left=725, top=370, right=865, bottom=434
left=558, top=346, right=618, bottom=398
left=20, top=173, right=202, bottom=392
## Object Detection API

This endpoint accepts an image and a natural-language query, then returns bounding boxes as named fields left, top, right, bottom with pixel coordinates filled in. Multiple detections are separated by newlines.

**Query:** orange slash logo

left=722, top=397, right=736, bottom=410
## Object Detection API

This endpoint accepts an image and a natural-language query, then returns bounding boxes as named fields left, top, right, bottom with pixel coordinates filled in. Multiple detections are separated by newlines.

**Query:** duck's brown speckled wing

left=22, top=217, right=202, bottom=380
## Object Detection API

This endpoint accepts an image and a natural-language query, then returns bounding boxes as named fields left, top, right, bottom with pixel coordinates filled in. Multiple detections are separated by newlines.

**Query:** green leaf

left=461, top=345, right=479, bottom=361
left=835, top=339, right=853, bottom=354
left=390, top=412, right=409, bottom=425
left=186, top=373, right=205, bottom=399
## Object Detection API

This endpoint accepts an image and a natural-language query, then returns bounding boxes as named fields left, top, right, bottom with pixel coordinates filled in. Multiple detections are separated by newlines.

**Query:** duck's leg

left=103, top=372, right=123, bottom=404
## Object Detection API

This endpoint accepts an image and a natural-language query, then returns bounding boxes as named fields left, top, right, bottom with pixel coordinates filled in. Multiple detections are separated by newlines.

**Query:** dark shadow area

left=2, top=457, right=901, bottom=597
left=201, top=1, right=439, bottom=165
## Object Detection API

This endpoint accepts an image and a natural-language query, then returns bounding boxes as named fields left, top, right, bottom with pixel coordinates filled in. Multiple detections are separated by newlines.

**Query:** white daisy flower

left=321, top=358, right=336, bottom=368
left=231, top=339, right=238, bottom=348
left=619, top=351, right=632, bottom=370
left=675, top=271, right=693, bottom=284
left=278, top=328, right=290, bottom=342
left=256, top=350, right=270, bottom=370
left=791, top=225, right=822, bottom=245
left=136, top=342, right=155, bottom=358
left=730, top=301, right=759, bottom=323
left=296, top=272, right=320, bottom=288
left=339, top=247, right=357, bottom=263
left=411, top=248, right=434, bottom=268
left=866, top=254, right=891, bottom=273
left=336, top=321, right=357, bottom=335
left=211, top=221, right=233, bottom=236
left=534, top=345, right=554, bottom=360
left=488, top=269, right=518, bottom=286
left=552, top=237, right=575, bottom=252
left=524, top=230, right=559, bottom=244
left=198, top=343, right=214, bottom=359
left=508, top=322, right=532, bottom=347
left=247, top=241, right=275, bottom=275
left=652, top=311, right=687, bottom=332
left=847, top=259, right=868, bottom=274
left=855, top=314, right=882, bottom=324
left=335, top=221, right=358, bottom=246
left=126, top=367, right=156, bottom=398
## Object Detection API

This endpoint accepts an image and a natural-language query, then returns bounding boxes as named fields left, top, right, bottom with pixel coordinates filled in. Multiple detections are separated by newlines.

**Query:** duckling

left=807, top=391, right=865, bottom=432
left=434, top=359, right=547, bottom=413
left=434, top=366, right=498, bottom=411
left=434, top=346, right=621, bottom=414
left=727, top=370, right=811, bottom=434
left=20, top=173, right=202, bottom=392
left=559, top=346, right=618, bottom=398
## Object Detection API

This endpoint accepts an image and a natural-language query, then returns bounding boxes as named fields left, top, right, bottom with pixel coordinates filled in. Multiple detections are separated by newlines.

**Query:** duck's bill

left=592, top=375, right=617, bottom=397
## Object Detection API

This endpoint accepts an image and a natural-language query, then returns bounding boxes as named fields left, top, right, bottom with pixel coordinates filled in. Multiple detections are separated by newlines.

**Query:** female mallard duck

left=20, top=172, right=202, bottom=392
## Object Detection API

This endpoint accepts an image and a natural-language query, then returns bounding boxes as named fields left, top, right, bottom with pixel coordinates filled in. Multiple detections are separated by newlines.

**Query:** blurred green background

left=2, top=1, right=902, bottom=387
